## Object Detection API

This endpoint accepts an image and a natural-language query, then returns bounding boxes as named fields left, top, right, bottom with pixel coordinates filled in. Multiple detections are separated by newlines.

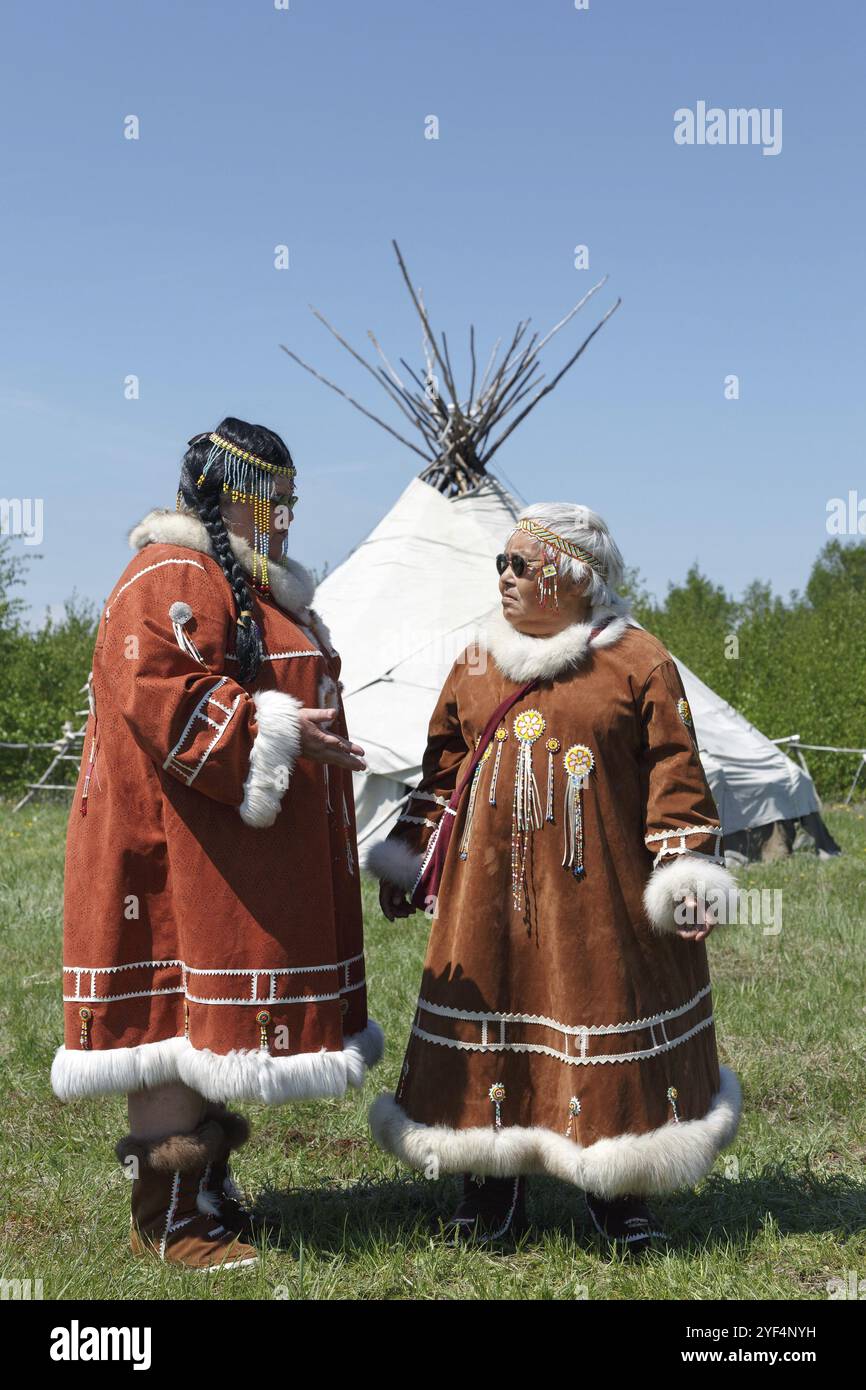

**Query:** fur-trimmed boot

left=196, top=1105, right=258, bottom=1239
left=443, top=1174, right=527, bottom=1244
left=584, top=1191, right=668, bottom=1255
left=116, top=1115, right=259, bottom=1271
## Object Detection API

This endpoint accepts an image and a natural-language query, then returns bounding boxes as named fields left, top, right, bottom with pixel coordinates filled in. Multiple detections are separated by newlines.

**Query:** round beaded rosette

left=563, top=743, right=594, bottom=779
left=514, top=709, right=545, bottom=744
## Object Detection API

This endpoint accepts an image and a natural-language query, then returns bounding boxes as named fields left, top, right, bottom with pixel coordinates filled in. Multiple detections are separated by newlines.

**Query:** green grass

left=1, top=799, right=864, bottom=1300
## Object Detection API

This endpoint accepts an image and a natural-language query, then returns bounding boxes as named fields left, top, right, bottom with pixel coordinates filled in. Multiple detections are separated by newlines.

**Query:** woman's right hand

left=379, top=880, right=417, bottom=921
left=298, top=708, right=367, bottom=771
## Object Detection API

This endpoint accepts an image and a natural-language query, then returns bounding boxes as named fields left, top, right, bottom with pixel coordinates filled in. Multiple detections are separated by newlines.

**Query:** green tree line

left=0, top=537, right=864, bottom=803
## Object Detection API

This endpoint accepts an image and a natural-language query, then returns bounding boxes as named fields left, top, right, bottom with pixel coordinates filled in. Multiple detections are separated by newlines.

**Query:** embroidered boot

left=116, top=1117, right=259, bottom=1271
left=196, top=1106, right=258, bottom=1239
left=584, top=1191, right=668, bottom=1255
left=443, top=1173, right=527, bottom=1245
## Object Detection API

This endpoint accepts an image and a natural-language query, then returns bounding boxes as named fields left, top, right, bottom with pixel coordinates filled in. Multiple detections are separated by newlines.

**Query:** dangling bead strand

left=545, top=736, right=560, bottom=823
left=488, top=725, right=509, bottom=805
left=561, top=743, right=594, bottom=879
left=459, top=741, right=492, bottom=860
left=511, top=708, right=545, bottom=910
left=488, top=1082, right=506, bottom=1129
left=565, top=1095, right=581, bottom=1138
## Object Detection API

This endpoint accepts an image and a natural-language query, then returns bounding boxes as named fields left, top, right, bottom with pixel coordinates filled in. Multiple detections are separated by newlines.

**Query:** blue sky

left=2, top=0, right=864, bottom=622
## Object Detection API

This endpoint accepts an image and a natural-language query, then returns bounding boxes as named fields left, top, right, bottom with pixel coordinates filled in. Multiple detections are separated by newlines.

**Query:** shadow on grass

left=249, top=1162, right=866, bottom=1259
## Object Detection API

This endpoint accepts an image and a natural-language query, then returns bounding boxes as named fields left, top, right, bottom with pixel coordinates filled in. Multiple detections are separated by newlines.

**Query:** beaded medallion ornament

left=511, top=708, right=545, bottom=909
left=565, top=1095, right=581, bottom=1138
left=489, top=1081, right=506, bottom=1129
left=677, top=697, right=693, bottom=731
left=196, top=432, right=297, bottom=596
left=667, top=1085, right=680, bottom=1124
left=561, top=742, right=594, bottom=878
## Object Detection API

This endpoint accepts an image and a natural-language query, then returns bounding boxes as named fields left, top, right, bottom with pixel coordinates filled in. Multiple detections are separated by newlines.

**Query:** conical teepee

left=286, top=246, right=830, bottom=857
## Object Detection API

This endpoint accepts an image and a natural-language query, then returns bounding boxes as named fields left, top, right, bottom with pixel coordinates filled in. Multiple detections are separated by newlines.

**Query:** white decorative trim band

left=226, top=650, right=322, bottom=662
left=411, top=1012, right=714, bottom=1067
left=63, top=952, right=366, bottom=1005
left=644, top=824, right=724, bottom=868
left=416, top=983, right=712, bottom=1036
left=409, top=790, right=451, bottom=808
left=411, top=985, right=714, bottom=1066
left=106, top=558, right=208, bottom=619
left=163, top=677, right=241, bottom=786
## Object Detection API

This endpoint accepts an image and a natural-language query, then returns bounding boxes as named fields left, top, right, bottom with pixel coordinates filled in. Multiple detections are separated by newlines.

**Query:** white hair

left=508, top=502, right=626, bottom=609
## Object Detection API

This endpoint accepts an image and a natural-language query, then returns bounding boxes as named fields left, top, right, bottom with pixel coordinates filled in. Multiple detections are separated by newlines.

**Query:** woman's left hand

left=675, top=892, right=718, bottom=942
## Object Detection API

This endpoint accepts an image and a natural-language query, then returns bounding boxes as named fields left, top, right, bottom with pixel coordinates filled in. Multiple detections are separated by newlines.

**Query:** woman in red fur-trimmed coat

left=52, top=417, right=382, bottom=1270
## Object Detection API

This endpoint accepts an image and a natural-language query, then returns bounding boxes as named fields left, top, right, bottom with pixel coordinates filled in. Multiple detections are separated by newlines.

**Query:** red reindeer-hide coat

left=51, top=508, right=382, bottom=1106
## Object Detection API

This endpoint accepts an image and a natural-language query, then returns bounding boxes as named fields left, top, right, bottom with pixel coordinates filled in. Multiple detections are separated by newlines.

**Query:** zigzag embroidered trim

left=417, top=983, right=712, bottom=1035
left=397, top=815, right=439, bottom=829
left=63, top=952, right=365, bottom=1006
left=409, top=790, right=451, bottom=808
left=162, top=677, right=242, bottom=786
left=410, top=984, right=714, bottom=1067
left=644, top=826, right=724, bottom=868
left=226, top=650, right=321, bottom=662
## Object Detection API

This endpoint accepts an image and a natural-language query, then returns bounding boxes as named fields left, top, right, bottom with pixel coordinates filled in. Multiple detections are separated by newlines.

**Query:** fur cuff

left=364, top=837, right=424, bottom=891
left=116, top=1117, right=230, bottom=1174
left=202, top=1106, right=250, bottom=1152
left=643, top=854, right=737, bottom=935
left=239, top=690, right=304, bottom=828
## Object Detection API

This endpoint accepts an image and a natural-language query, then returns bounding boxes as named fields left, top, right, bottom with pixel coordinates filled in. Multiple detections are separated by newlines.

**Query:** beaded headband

left=206, top=432, right=296, bottom=479
left=515, top=518, right=606, bottom=578
left=194, top=431, right=297, bottom=597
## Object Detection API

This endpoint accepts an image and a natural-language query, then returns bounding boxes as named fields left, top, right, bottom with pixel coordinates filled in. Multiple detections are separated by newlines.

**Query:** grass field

left=1, top=800, right=864, bottom=1301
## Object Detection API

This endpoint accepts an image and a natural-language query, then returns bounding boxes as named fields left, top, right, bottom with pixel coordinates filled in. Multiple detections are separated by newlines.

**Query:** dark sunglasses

left=496, top=551, right=546, bottom=578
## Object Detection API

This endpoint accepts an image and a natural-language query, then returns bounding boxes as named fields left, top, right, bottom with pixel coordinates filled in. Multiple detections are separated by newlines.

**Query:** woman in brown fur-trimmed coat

left=366, top=502, right=741, bottom=1251
left=52, top=418, right=382, bottom=1270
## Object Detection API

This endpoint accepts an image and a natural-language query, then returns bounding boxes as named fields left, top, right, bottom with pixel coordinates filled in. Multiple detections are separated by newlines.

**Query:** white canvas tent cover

left=314, top=474, right=819, bottom=848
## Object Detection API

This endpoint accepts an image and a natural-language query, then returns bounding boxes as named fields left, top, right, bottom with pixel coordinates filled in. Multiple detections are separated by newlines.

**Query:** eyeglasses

left=496, top=551, right=545, bottom=578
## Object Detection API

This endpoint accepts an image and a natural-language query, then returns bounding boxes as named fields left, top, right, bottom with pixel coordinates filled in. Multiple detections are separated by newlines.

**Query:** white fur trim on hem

left=363, top=838, right=424, bottom=891
left=643, top=855, right=737, bottom=935
left=484, top=603, right=631, bottom=683
left=50, top=1021, right=384, bottom=1106
left=239, top=689, right=304, bottom=828
left=369, top=1064, right=741, bottom=1199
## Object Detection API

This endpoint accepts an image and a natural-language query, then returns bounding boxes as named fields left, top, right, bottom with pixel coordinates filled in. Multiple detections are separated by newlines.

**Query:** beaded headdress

left=514, top=518, right=606, bottom=577
left=195, top=432, right=296, bottom=596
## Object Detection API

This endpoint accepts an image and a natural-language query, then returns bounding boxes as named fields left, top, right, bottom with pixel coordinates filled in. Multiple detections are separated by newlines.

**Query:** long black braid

left=177, top=416, right=295, bottom=685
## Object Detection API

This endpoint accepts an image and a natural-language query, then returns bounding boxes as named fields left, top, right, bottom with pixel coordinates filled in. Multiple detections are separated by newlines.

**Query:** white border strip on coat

left=411, top=1011, right=715, bottom=1067
left=416, top=982, right=712, bottom=1036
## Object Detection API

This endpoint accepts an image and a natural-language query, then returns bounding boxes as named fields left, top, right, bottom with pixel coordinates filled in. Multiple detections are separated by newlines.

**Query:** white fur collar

left=484, top=602, right=632, bottom=682
left=128, top=508, right=324, bottom=634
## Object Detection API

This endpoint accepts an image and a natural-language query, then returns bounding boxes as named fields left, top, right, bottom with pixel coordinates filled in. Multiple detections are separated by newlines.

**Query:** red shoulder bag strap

left=410, top=616, right=614, bottom=908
